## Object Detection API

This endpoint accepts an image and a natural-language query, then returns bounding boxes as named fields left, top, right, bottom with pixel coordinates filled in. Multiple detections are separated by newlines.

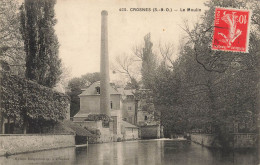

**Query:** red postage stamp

left=212, top=7, right=250, bottom=53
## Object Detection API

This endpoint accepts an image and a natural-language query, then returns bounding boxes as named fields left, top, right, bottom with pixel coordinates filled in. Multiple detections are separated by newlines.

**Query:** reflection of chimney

left=100, top=10, right=110, bottom=116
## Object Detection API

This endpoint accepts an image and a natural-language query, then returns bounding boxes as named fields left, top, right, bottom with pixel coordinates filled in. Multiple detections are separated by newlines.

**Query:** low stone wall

left=98, top=125, right=114, bottom=143
left=0, top=134, right=75, bottom=156
left=124, top=128, right=139, bottom=140
left=191, top=133, right=257, bottom=148
left=190, top=134, right=219, bottom=147
left=233, top=133, right=257, bottom=148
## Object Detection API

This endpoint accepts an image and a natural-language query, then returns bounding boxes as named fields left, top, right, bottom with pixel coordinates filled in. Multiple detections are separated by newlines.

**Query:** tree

left=1, top=71, right=69, bottom=134
left=0, top=0, right=25, bottom=75
left=158, top=42, right=175, bottom=69
left=67, top=72, right=100, bottom=117
left=125, top=78, right=140, bottom=90
left=141, top=33, right=157, bottom=89
left=112, top=33, right=159, bottom=89
left=54, top=62, right=72, bottom=93
left=152, top=42, right=212, bottom=136
left=177, top=0, right=260, bottom=147
left=112, top=54, right=140, bottom=89
left=152, top=0, right=260, bottom=140
left=20, top=0, right=61, bottom=88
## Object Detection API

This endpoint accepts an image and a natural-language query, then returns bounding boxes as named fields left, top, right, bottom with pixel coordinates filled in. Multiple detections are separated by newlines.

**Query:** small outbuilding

left=61, top=120, right=96, bottom=144
left=121, top=121, right=139, bottom=140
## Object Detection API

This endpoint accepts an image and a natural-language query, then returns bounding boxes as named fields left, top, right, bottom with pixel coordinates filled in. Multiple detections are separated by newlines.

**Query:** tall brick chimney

left=100, top=10, right=110, bottom=116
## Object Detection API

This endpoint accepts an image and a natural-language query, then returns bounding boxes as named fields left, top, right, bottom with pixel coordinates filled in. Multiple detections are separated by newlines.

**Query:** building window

left=96, top=87, right=100, bottom=94
left=128, top=106, right=132, bottom=110
left=110, top=101, right=113, bottom=109
left=129, top=117, right=132, bottom=123
left=145, top=116, right=148, bottom=120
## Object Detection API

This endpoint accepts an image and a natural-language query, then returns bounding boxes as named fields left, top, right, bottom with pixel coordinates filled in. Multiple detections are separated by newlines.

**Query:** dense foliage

left=141, top=33, right=157, bottom=89
left=1, top=71, right=69, bottom=129
left=20, top=0, right=61, bottom=88
left=84, top=114, right=111, bottom=127
left=84, top=114, right=111, bottom=122
left=0, top=0, right=25, bottom=75
left=152, top=0, right=260, bottom=143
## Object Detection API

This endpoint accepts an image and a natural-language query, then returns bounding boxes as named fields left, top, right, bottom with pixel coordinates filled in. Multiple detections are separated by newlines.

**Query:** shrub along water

left=0, top=71, right=69, bottom=133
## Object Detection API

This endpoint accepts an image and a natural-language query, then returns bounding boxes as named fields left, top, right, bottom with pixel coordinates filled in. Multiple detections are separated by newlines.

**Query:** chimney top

left=101, top=10, right=108, bottom=16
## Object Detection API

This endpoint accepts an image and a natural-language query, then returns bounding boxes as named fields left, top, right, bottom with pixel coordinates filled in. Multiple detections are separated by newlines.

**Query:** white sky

left=54, top=0, right=208, bottom=80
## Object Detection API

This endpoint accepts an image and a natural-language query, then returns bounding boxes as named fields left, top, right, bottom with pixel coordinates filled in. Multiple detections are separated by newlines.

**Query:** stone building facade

left=121, top=121, right=139, bottom=140
left=73, top=81, right=139, bottom=142
left=118, top=88, right=136, bottom=125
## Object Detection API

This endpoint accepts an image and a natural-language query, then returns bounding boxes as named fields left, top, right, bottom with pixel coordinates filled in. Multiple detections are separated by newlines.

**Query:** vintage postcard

left=0, top=0, right=259, bottom=165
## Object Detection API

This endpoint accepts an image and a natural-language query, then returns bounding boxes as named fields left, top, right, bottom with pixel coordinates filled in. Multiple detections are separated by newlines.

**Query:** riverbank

left=0, top=134, right=75, bottom=156
left=0, top=133, right=144, bottom=157
left=190, top=133, right=257, bottom=149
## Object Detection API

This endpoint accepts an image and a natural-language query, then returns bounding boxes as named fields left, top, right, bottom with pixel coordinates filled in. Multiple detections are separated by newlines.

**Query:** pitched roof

left=117, top=88, right=135, bottom=100
left=62, top=120, right=95, bottom=137
left=73, top=113, right=89, bottom=118
left=121, top=121, right=138, bottom=128
left=117, top=88, right=135, bottom=96
left=124, top=89, right=135, bottom=96
left=79, top=81, right=120, bottom=96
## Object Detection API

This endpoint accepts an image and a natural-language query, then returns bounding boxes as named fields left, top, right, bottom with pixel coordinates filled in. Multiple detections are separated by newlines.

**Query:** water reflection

left=0, top=140, right=258, bottom=165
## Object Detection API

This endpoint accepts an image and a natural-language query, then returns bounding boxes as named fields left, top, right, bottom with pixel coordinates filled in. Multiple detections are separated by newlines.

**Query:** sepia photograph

left=0, top=0, right=259, bottom=164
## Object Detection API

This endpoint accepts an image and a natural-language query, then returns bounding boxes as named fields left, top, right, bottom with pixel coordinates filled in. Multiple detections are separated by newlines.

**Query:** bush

left=0, top=71, right=69, bottom=126
left=84, top=114, right=110, bottom=122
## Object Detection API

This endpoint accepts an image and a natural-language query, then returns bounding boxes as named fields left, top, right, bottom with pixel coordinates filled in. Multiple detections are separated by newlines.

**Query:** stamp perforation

left=211, top=7, right=251, bottom=53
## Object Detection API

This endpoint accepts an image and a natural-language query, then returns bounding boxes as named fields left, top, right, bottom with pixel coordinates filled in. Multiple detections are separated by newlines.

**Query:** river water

left=0, top=139, right=258, bottom=165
